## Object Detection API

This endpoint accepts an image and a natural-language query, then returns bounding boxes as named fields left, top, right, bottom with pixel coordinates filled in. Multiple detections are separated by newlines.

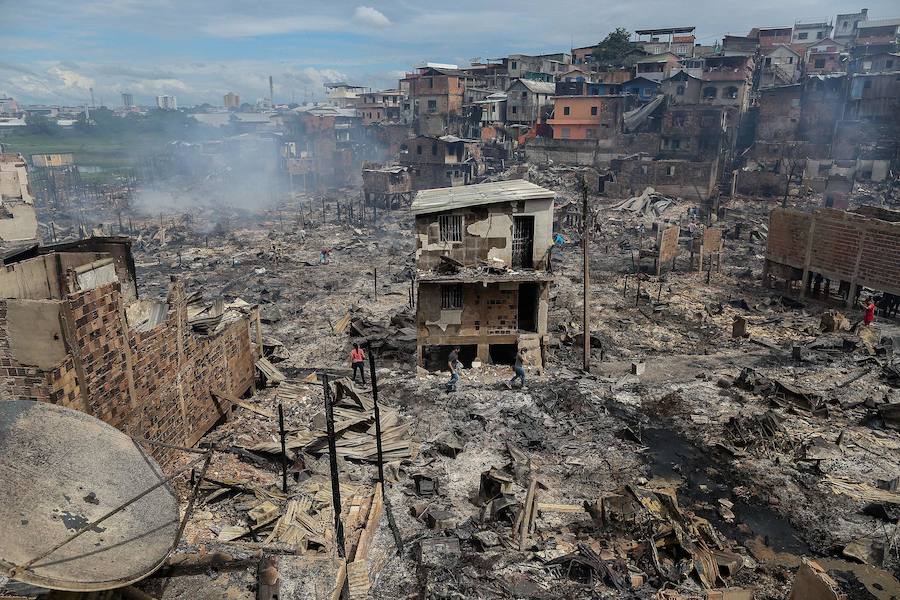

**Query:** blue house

left=621, top=77, right=661, bottom=102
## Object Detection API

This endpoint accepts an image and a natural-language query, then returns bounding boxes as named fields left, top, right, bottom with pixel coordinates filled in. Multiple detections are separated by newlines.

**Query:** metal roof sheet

left=411, top=180, right=555, bottom=215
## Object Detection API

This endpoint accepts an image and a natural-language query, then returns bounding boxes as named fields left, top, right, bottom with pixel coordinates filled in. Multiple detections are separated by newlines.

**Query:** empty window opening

left=439, top=214, right=462, bottom=242
left=512, top=215, right=535, bottom=268
left=563, top=106, right=571, bottom=115
left=489, top=344, right=518, bottom=365
left=441, top=284, right=463, bottom=309
left=423, top=344, right=476, bottom=371
left=666, top=165, right=676, bottom=176
left=590, top=106, right=598, bottom=115
left=518, top=282, right=539, bottom=332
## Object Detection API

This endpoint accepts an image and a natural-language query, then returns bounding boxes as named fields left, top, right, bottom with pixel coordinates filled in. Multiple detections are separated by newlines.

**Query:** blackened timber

left=322, top=373, right=346, bottom=557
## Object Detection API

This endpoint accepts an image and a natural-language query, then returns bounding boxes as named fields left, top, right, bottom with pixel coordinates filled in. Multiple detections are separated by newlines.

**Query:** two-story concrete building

left=399, top=135, right=482, bottom=190
left=505, top=79, right=556, bottom=126
left=412, top=180, right=554, bottom=370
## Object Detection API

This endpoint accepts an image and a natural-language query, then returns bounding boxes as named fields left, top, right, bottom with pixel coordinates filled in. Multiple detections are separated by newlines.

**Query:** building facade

left=412, top=180, right=554, bottom=370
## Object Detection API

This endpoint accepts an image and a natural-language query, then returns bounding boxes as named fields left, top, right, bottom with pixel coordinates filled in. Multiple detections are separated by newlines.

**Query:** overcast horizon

left=2, top=0, right=896, bottom=107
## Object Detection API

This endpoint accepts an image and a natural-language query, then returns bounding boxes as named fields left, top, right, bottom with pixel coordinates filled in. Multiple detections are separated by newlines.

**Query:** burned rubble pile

left=2, top=164, right=899, bottom=600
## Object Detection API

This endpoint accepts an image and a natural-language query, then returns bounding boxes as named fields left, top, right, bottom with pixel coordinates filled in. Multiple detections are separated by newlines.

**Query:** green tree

left=591, top=28, right=633, bottom=66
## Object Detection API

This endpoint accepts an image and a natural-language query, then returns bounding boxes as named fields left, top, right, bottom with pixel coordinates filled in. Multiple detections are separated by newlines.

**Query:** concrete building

left=506, top=53, right=572, bottom=82
left=805, top=38, right=847, bottom=74
left=0, top=153, right=38, bottom=247
left=852, top=17, right=900, bottom=55
left=660, top=71, right=704, bottom=104
left=634, top=53, right=683, bottom=82
left=356, top=89, right=404, bottom=125
left=659, top=104, right=727, bottom=160
left=700, top=54, right=755, bottom=111
left=634, top=27, right=697, bottom=57
left=412, top=180, right=554, bottom=370
left=399, top=135, right=482, bottom=190
left=750, top=26, right=794, bottom=48
left=760, top=45, right=803, bottom=87
left=155, top=95, right=177, bottom=110
left=120, top=93, right=134, bottom=109
left=325, top=83, right=369, bottom=109
left=547, top=95, right=623, bottom=140
left=0, top=237, right=260, bottom=465
left=0, top=97, right=18, bottom=115
left=224, top=92, right=240, bottom=108
left=401, top=66, right=476, bottom=136
left=505, top=79, right=556, bottom=126
left=834, top=8, right=868, bottom=44
left=793, top=21, right=832, bottom=43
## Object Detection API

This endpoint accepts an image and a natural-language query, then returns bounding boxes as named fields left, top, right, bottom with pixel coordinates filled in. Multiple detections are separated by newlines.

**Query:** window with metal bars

left=439, top=214, right=462, bottom=242
left=441, top=284, right=463, bottom=309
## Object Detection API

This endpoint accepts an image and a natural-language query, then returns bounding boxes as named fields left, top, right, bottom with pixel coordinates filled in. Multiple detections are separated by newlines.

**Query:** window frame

left=438, top=214, right=463, bottom=243
left=441, top=284, right=463, bottom=309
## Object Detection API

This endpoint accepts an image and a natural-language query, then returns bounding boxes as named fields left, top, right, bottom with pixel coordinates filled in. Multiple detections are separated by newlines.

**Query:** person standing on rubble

left=320, top=247, right=332, bottom=264
left=864, top=298, right=876, bottom=326
left=350, top=343, right=366, bottom=385
left=446, top=346, right=461, bottom=392
left=507, top=347, right=527, bottom=389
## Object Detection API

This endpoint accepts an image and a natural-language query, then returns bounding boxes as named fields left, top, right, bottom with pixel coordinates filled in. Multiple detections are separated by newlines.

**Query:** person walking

left=349, top=343, right=366, bottom=385
left=446, top=346, right=461, bottom=392
left=507, top=347, right=527, bottom=389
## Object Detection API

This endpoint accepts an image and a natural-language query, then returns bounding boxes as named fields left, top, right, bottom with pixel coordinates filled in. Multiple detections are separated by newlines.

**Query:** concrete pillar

left=477, top=343, right=491, bottom=365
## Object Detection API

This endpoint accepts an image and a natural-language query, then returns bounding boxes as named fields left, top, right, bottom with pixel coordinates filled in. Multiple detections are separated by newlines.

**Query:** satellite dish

left=0, top=400, right=180, bottom=592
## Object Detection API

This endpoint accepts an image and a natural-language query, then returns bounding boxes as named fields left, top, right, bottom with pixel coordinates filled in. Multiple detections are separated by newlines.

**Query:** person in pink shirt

left=349, top=343, right=366, bottom=385
left=863, top=299, right=876, bottom=326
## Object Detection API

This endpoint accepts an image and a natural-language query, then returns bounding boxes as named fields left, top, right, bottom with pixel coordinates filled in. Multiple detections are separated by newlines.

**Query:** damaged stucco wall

left=416, top=280, right=550, bottom=365
left=0, top=251, right=137, bottom=303
left=415, top=198, right=553, bottom=270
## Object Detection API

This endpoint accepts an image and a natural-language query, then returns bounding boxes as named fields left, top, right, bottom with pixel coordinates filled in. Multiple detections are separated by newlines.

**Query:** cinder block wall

left=0, top=279, right=256, bottom=465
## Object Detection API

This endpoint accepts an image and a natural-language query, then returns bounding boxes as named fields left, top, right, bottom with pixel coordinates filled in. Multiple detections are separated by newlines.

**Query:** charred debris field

left=0, top=166, right=900, bottom=600
left=14, top=166, right=888, bottom=600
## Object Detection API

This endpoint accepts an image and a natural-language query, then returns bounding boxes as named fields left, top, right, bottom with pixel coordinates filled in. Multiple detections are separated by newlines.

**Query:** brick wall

left=766, top=207, right=900, bottom=295
left=0, top=279, right=257, bottom=465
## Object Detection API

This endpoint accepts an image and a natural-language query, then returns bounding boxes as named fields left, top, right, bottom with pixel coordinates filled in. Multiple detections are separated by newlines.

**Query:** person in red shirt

left=863, top=299, right=876, bottom=326
left=350, top=343, right=366, bottom=385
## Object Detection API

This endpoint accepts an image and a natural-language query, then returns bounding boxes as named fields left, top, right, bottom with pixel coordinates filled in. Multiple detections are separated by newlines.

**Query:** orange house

left=547, top=96, right=622, bottom=140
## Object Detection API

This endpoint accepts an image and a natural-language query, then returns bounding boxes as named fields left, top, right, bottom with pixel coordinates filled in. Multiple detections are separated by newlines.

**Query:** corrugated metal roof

left=411, top=180, right=554, bottom=215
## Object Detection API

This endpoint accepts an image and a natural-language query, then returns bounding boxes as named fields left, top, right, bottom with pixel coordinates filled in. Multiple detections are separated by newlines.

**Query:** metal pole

left=322, top=373, right=345, bottom=557
left=374, top=268, right=378, bottom=299
left=365, top=349, right=404, bottom=556
left=278, top=403, right=288, bottom=494
left=366, top=349, right=385, bottom=487
left=581, top=177, right=590, bottom=372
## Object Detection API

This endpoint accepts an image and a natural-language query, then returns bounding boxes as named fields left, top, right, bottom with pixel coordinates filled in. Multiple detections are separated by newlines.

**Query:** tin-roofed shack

left=412, top=180, right=555, bottom=370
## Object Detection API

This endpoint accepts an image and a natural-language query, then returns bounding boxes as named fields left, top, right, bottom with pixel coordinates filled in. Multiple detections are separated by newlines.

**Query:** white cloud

left=49, top=66, right=94, bottom=90
left=353, top=6, right=391, bottom=28
left=201, top=15, right=346, bottom=38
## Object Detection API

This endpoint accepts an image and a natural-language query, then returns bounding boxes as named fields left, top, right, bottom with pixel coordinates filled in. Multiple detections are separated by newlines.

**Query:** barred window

left=441, top=284, right=463, bottom=309
left=439, top=214, right=462, bottom=242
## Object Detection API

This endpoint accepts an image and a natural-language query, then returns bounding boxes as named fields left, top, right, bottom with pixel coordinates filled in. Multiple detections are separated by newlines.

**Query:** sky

left=1, top=1, right=896, bottom=107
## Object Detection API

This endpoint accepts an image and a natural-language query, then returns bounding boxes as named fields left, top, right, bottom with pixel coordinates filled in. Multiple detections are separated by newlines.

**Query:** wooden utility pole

left=580, top=176, right=590, bottom=373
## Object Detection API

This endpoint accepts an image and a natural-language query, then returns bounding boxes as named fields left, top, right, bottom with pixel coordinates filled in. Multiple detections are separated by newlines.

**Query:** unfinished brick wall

left=0, top=279, right=257, bottom=465
left=766, top=207, right=900, bottom=295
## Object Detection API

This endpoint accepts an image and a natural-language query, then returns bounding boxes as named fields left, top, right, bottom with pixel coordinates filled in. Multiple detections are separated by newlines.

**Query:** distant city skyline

left=2, top=0, right=896, bottom=106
